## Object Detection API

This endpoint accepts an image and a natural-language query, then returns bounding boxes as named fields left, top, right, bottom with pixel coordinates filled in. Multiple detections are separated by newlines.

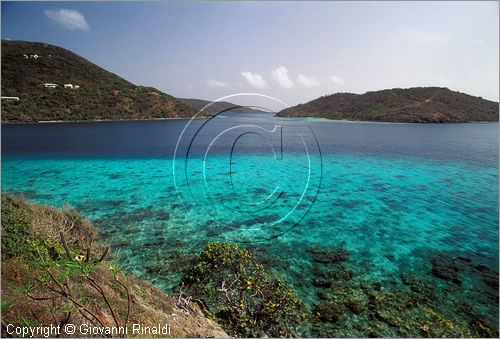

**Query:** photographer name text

left=5, top=323, right=171, bottom=337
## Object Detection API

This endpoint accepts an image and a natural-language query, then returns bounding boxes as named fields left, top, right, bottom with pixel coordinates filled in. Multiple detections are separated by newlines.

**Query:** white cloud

left=44, top=8, right=89, bottom=31
left=271, top=66, right=294, bottom=89
left=330, top=75, right=346, bottom=85
left=207, top=79, right=229, bottom=88
left=241, top=71, right=268, bottom=89
left=393, top=29, right=449, bottom=43
left=296, top=74, right=319, bottom=87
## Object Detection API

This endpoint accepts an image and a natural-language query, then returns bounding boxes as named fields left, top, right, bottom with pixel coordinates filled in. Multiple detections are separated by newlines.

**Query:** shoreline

left=2, top=116, right=499, bottom=125
left=278, top=116, right=499, bottom=125
left=0, top=116, right=209, bottom=125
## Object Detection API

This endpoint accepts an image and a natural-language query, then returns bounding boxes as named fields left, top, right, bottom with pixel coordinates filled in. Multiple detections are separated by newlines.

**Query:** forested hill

left=278, top=87, right=499, bottom=123
left=1, top=40, right=196, bottom=122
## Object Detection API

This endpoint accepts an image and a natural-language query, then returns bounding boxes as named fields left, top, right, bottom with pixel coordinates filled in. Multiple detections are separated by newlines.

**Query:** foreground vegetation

left=182, top=243, right=308, bottom=337
left=1, top=194, right=227, bottom=338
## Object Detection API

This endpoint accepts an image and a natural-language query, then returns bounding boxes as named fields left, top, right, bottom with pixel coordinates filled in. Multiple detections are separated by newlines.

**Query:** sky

left=2, top=1, right=499, bottom=110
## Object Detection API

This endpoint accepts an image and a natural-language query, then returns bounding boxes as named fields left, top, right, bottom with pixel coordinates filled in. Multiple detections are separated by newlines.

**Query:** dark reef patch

left=308, top=246, right=349, bottom=265
left=430, top=254, right=462, bottom=285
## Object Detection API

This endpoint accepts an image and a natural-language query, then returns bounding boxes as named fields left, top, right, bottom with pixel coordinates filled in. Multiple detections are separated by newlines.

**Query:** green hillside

left=278, top=87, right=499, bottom=123
left=1, top=40, right=196, bottom=122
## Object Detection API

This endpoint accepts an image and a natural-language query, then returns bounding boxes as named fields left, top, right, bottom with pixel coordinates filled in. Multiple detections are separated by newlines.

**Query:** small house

left=43, top=83, right=58, bottom=88
left=74, top=85, right=80, bottom=89
left=64, top=84, right=74, bottom=89
left=1, top=96, right=20, bottom=102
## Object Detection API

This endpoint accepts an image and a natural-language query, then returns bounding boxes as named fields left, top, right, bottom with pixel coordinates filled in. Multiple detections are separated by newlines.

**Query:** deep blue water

left=2, top=115, right=498, bottom=166
left=2, top=114, right=498, bottom=335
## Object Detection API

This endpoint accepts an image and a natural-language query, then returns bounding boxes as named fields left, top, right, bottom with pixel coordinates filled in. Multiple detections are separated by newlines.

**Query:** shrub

left=1, top=194, right=100, bottom=260
left=1, top=194, right=32, bottom=258
left=183, top=242, right=307, bottom=337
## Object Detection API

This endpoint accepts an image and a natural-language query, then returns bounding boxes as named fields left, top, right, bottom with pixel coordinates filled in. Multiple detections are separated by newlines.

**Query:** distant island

left=278, top=87, right=499, bottom=123
left=179, top=98, right=266, bottom=115
left=0, top=40, right=258, bottom=122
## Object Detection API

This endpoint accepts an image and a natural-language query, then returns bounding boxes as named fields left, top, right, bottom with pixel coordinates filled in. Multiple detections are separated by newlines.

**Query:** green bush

left=1, top=194, right=32, bottom=258
left=183, top=242, right=307, bottom=337
left=1, top=194, right=68, bottom=262
left=1, top=194, right=98, bottom=261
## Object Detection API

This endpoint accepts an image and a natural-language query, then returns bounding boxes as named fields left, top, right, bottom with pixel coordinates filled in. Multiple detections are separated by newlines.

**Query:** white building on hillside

left=43, top=83, right=58, bottom=88
left=1, top=96, right=20, bottom=101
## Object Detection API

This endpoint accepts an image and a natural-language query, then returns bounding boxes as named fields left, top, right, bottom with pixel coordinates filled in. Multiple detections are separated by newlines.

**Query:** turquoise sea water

left=2, top=117, right=498, bottom=336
